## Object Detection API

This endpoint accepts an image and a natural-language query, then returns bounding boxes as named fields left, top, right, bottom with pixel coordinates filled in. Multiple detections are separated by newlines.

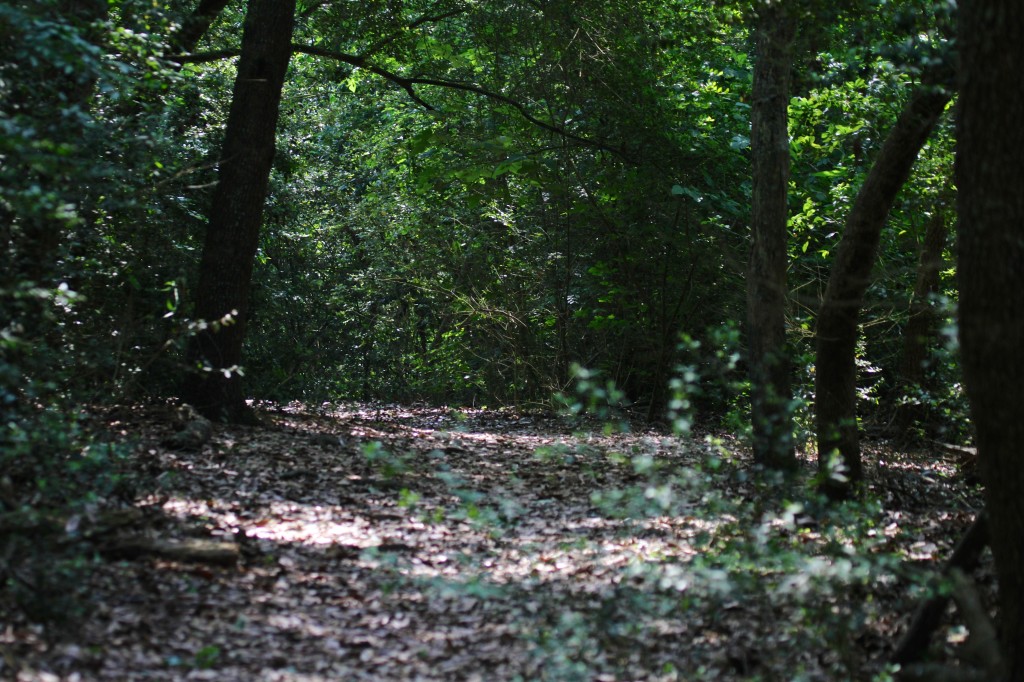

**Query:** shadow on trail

left=9, top=404, right=983, bottom=681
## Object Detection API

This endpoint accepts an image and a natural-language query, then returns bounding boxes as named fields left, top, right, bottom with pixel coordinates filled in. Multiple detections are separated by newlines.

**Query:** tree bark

left=814, top=76, right=950, bottom=499
left=747, top=2, right=796, bottom=470
left=182, top=0, right=296, bottom=422
left=891, top=208, right=948, bottom=433
left=171, top=0, right=233, bottom=55
left=957, top=1, right=1024, bottom=679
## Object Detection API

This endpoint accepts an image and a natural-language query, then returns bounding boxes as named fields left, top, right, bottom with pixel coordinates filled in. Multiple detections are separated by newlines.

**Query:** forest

left=2, top=0, right=1023, bottom=680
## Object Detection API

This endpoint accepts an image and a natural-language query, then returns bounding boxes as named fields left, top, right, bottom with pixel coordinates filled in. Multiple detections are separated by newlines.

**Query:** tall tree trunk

left=814, top=76, right=950, bottom=499
left=891, top=208, right=948, bottom=433
left=747, top=2, right=796, bottom=470
left=182, top=0, right=296, bottom=422
left=958, top=1, right=1024, bottom=679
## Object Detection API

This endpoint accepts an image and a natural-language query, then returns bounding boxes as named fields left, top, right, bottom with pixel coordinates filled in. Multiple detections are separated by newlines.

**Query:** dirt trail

left=6, top=403, right=983, bottom=681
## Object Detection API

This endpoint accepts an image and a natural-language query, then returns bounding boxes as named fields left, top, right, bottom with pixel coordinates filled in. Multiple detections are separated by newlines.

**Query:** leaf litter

left=3, top=402, right=988, bottom=681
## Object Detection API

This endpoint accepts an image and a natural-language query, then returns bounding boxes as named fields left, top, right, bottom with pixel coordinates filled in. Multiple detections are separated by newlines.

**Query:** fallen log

left=101, top=536, right=239, bottom=566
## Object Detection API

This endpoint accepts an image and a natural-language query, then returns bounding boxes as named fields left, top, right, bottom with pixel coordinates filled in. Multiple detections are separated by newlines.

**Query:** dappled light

left=6, top=0, right=1020, bottom=680
left=5, top=403, right=988, bottom=680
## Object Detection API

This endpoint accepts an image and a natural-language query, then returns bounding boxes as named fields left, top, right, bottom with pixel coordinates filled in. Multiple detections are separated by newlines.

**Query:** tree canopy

left=5, top=0, right=1023, bottom=679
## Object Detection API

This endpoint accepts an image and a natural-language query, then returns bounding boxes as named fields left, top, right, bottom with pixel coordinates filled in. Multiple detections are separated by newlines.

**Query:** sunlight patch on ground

left=161, top=497, right=388, bottom=547
left=13, top=403, right=986, bottom=681
left=159, top=491, right=726, bottom=595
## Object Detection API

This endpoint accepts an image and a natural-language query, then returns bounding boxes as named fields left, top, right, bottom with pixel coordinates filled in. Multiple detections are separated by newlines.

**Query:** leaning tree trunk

left=958, top=1, right=1024, bottom=679
left=182, top=0, right=296, bottom=422
left=814, top=76, right=950, bottom=499
left=170, top=0, right=233, bottom=55
left=747, top=2, right=797, bottom=470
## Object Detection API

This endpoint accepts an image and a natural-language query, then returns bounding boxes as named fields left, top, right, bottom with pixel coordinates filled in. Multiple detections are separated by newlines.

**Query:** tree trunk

left=181, top=0, right=296, bottom=422
left=957, top=1, right=1024, bottom=679
left=891, top=208, right=948, bottom=433
left=747, top=2, right=796, bottom=470
left=171, top=0, right=233, bottom=55
left=814, top=76, right=950, bottom=499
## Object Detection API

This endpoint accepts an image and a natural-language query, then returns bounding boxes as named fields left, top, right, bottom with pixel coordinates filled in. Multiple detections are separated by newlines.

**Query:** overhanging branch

left=361, top=5, right=469, bottom=58
left=290, top=45, right=434, bottom=108
left=167, top=42, right=629, bottom=159
left=166, top=49, right=241, bottom=64
left=293, top=44, right=628, bottom=159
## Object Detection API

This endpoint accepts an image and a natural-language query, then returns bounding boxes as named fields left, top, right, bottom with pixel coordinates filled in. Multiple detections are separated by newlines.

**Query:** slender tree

left=182, top=0, right=296, bottom=422
left=814, top=72, right=950, bottom=498
left=747, top=1, right=797, bottom=470
left=958, top=0, right=1024, bottom=677
left=891, top=206, right=949, bottom=433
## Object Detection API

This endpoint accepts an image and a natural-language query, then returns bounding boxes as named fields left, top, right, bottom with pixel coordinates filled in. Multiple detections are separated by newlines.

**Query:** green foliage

left=0, top=408, right=140, bottom=626
left=1, top=536, right=98, bottom=626
left=0, top=0, right=966, bottom=415
left=784, top=5, right=962, bottom=437
left=220, top=0, right=762, bottom=409
left=164, top=643, right=223, bottom=672
left=556, top=364, right=630, bottom=432
left=382, top=423, right=913, bottom=680
left=1, top=0, right=206, bottom=399
left=0, top=1, right=178, bottom=627
left=361, top=440, right=413, bottom=480
left=193, top=645, right=221, bottom=670
left=0, top=11, right=972, bottom=676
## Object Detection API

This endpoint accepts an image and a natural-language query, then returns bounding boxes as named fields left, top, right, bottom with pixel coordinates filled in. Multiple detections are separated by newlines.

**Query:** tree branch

left=298, top=0, right=331, bottom=21
left=165, top=49, right=241, bottom=64
left=360, top=4, right=469, bottom=58
left=292, top=44, right=629, bottom=159
left=167, top=41, right=631, bottom=160
left=170, top=0, right=233, bottom=55
left=290, top=44, right=435, bottom=107
left=898, top=568, right=1005, bottom=682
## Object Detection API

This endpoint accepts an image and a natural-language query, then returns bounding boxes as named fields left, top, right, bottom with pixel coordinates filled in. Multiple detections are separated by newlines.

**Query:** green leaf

left=672, top=185, right=703, bottom=202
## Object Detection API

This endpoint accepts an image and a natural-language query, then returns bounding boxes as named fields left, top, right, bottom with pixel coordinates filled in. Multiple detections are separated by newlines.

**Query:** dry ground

left=2, top=403, right=987, bottom=681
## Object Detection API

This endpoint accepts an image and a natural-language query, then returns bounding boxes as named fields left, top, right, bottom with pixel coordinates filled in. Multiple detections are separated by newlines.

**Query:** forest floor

left=4, top=402, right=987, bottom=681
